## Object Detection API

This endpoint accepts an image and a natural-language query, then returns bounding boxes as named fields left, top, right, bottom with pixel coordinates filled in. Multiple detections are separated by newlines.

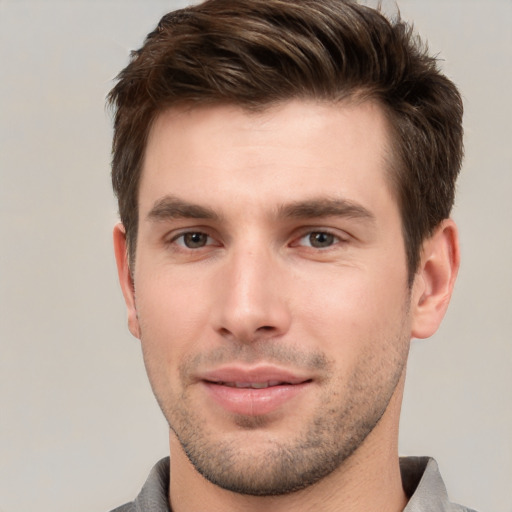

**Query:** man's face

left=119, top=100, right=418, bottom=495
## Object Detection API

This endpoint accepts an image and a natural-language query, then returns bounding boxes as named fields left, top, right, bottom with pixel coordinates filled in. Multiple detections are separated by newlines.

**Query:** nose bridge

left=214, top=237, right=290, bottom=342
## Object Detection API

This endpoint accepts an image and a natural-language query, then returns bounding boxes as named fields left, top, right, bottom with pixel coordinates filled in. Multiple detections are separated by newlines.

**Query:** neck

left=168, top=373, right=408, bottom=512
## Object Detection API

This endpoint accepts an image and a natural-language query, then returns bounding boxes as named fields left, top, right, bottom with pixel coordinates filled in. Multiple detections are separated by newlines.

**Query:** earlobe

left=411, top=219, right=460, bottom=339
left=113, top=223, right=141, bottom=339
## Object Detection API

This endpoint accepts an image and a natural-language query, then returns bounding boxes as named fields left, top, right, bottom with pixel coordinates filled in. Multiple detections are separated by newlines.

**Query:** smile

left=210, top=380, right=292, bottom=389
left=198, top=367, right=313, bottom=416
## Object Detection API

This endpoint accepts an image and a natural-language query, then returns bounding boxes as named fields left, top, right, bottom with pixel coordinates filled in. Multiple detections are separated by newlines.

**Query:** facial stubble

left=143, top=330, right=410, bottom=497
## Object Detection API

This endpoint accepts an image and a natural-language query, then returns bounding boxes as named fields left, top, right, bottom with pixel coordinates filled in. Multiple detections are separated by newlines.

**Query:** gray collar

left=125, top=456, right=474, bottom=512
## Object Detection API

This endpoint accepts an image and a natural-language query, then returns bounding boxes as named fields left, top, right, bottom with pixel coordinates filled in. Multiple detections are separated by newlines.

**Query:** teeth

left=250, top=382, right=270, bottom=389
left=221, top=381, right=286, bottom=389
left=235, top=382, right=254, bottom=388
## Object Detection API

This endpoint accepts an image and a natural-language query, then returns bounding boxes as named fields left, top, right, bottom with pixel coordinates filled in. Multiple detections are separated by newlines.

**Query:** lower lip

left=202, top=381, right=310, bottom=416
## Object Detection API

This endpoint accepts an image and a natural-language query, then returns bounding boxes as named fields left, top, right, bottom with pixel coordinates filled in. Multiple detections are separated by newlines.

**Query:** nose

left=212, top=244, right=292, bottom=344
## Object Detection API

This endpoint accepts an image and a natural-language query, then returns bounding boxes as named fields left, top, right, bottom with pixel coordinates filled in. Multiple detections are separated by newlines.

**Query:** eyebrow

left=146, top=195, right=374, bottom=224
left=146, top=195, right=220, bottom=222
left=277, top=197, right=375, bottom=222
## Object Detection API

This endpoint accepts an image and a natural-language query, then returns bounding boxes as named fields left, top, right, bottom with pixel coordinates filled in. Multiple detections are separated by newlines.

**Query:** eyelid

left=162, top=225, right=350, bottom=250
left=175, top=233, right=213, bottom=247
left=167, top=228, right=221, bottom=248
left=291, top=227, right=350, bottom=248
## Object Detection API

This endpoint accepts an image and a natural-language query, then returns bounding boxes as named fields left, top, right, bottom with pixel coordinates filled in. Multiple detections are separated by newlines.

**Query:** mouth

left=198, top=366, right=313, bottom=416
left=206, top=379, right=307, bottom=389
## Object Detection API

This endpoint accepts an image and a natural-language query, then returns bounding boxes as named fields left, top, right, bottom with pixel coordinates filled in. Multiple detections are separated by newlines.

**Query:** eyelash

left=167, top=228, right=347, bottom=251
left=294, top=230, right=345, bottom=249
left=170, top=231, right=217, bottom=249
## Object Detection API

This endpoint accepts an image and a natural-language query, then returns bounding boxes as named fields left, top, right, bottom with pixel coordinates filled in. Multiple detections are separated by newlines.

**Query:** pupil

left=184, top=233, right=206, bottom=248
left=310, top=232, right=333, bottom=248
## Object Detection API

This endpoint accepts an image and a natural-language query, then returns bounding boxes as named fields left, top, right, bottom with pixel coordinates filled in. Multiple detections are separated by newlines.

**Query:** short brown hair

left=108, top=0, right=463, bottom=283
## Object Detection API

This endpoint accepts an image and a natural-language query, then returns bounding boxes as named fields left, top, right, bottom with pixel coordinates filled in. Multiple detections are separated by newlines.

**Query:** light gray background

left=1, top=1, right=511, bottom=511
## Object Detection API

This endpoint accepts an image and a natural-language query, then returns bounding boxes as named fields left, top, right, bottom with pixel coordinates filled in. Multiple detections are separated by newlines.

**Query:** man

left=107, top=0, right=474, bottom=510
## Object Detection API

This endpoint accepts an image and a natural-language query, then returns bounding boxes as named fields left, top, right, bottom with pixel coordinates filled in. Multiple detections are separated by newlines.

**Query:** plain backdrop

left=1, top=1, right=511, bottom=511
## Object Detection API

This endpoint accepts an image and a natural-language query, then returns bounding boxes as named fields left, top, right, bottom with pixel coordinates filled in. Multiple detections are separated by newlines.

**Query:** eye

left=174, top=232, right=213, bottom=249
left=297, top=231, right=341, bottom=249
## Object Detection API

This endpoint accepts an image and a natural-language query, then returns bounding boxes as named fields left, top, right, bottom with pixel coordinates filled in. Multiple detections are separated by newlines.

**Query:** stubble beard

left=146, top=332, right=410, bottom=497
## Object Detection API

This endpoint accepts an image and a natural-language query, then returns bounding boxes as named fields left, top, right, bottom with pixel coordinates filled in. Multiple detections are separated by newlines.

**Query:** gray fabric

left=110, top=456, right=476, bottom=512
left=400, top=457, right=476, bottom=512
left=110, top=458, right=170, bottom=512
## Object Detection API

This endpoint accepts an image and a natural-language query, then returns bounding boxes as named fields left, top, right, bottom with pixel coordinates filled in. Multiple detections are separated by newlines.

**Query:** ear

left=411, top=219, right=460, bottom=339
left=113, top=223, right=141, bottom=339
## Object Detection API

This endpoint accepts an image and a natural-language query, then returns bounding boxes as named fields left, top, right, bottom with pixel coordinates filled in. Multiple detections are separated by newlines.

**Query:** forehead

left=139, top=99, right=396, bottom=218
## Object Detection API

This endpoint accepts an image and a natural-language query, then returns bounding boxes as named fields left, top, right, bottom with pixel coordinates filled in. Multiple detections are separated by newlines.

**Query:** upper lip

left=197, top=365, right=312, bottom=387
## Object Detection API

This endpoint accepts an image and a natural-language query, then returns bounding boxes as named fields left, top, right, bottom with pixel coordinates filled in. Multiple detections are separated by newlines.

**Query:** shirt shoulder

left=451, top=505, right=478, bottom=512
left=108, top=504, right=134, bottom=512
left=107, top=457, right=171, bottom=512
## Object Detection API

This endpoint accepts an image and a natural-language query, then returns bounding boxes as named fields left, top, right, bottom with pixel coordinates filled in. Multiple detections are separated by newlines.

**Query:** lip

left=198, top=365, right=312, bottom=416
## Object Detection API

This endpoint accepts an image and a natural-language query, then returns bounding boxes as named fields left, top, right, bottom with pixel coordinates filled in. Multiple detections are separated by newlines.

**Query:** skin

left=114, top=100, right=459, bottom=512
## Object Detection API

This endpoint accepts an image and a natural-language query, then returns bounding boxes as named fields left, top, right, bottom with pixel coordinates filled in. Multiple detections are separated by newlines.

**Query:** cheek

left=293, top=261, right=410, bottom=354
left=135, top=272, right=211, bottom=367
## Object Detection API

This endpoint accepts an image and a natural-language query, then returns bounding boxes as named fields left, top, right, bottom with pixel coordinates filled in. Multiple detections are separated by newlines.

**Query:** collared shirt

left=109, top=456, right=477, bottom=512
